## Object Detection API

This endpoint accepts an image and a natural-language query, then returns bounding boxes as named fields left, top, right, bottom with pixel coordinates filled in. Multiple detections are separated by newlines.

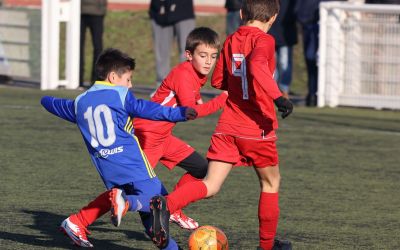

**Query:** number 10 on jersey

left=84, top=105, right=116, bottom=148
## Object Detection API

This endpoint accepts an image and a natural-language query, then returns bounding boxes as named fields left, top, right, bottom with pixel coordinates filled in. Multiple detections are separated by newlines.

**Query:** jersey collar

left=94, top=81, right=116, bottom=86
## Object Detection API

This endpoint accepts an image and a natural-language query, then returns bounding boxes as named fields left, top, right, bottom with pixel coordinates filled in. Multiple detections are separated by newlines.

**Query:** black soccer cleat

left=150, top=195, right=170, bottom=249
left=272, top=238, right=292, bottom=250
left=256, top=239, right=292, bottom=250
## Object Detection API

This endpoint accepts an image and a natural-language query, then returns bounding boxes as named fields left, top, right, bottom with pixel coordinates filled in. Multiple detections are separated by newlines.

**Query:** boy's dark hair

left=241, top=0, right=280, bottom=24
left=185, top=27, right=220, bottom=53
left=95, top=48, right=136, bottom=80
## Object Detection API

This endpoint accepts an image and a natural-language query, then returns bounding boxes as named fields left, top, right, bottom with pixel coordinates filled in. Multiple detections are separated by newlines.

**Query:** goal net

left=318, top=2, right=400, bottom=110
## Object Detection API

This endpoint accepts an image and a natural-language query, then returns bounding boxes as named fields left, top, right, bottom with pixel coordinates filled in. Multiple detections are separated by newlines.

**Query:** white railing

left=41, top=0, right=81, bottom=90
left=318, top=2, right=400, bottom=109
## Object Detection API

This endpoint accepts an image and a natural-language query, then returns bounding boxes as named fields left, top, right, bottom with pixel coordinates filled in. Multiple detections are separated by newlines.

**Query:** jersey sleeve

left=125, top=91, right=187, bottom=122
left=40, top=96, right=76, bottom=123
left=194, top=92, right=228, bottom=118
left=248, top=37, right=282, bottom=101
left=211, top=46, right=228, bottom=90
left=170, top=65, right=227, bottom=118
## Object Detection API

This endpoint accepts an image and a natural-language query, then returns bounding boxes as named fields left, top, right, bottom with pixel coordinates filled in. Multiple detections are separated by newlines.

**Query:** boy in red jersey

left=133, top=27, right=227, bottom=230
left=150, top=1, right=293, bottom=249
left=61, top=27, right=227, bottom=244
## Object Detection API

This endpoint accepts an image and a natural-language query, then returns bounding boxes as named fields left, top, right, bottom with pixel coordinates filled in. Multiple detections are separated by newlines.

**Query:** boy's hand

left=274, top=96, right=293, bottom=119
left=185, top=107, right=198, bottom=120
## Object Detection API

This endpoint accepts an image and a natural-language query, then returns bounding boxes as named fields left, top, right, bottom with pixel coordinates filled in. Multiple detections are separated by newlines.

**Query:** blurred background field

left=84, top=10, right=308, bottom=95
left=0, top=86, right=400, bottom=249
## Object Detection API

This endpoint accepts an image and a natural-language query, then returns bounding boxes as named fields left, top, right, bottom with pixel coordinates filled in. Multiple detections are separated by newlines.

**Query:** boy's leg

left=71, top=188, right=128, bottom=228
left=140, top=212, right=180, bottom=250
left=150, top=195, right=170, bottom=248
left=202, top=161, right=232, bottom=197
left=75, top=190, right=112, bottom=228
left=157, top=136, right=205, bottom=229
left=163, top=133, right=235, bottom=213
left=175, top=151, right=208, bottom=181
left=164, top=160, right=231, bottom=214
left=171, top=151, right=208, bottom=229
left=150, top=160, right=231, bottom=248
left=61, top=183, right=153, bottom=247
left=255, top=166, right=281, bottom=250
left=122, top=178, right=169, bottom=214
left=132, top=178, right=173, bottom=249
left=235, top=137, right=286, bottom=249
left=60, top=190, right=112, bottom=247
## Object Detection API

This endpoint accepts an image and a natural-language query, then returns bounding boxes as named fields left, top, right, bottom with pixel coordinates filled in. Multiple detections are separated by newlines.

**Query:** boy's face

left=186, top=44, right=218, bottom=76
left=108, top=70, right=133, bottom=88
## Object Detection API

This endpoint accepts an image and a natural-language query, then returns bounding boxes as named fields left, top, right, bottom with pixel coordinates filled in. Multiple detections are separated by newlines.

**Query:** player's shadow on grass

left=0, top=210, right=149, bottom=250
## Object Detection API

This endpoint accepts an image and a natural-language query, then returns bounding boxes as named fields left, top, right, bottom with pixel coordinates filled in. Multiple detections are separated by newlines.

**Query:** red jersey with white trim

left=134, top=61, right=227, bottom=136
left=211, top=26, right=282, bottom=139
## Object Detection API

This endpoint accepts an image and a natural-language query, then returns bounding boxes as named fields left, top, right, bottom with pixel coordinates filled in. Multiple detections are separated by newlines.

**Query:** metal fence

left=318, top=2, right=400, bottom=109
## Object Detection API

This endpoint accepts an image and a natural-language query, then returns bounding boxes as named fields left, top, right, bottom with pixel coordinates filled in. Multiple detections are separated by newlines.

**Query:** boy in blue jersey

left=41, top=48, right=197, bottom=249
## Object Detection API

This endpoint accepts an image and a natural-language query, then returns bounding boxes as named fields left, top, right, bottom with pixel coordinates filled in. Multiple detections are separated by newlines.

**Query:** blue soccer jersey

left=41, top=81, right=188, bottom=189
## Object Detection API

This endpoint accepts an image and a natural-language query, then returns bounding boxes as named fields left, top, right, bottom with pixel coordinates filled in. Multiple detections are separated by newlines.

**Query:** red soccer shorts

left=207, top=133, right=279, bottom=168
left=136, top=132, right=195, bottom=170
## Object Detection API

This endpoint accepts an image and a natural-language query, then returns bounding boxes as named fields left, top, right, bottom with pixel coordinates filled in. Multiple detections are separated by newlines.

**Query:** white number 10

left=83, top=105, right=116, bottom=148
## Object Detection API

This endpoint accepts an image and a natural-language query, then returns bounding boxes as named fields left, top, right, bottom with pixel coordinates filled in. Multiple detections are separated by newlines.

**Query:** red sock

left=75, top=190, right=112, bottom=228
left=258, top=192, right=279, bottom=250
left=166, top=180, right=207, bottom=214
left=173, top=173, right=201, bottom=190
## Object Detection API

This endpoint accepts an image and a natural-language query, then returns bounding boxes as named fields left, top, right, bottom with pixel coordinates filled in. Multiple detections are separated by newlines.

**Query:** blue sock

left=162, top=237, right=179, bottom=250
left=126, top=194, right=151, bottom=212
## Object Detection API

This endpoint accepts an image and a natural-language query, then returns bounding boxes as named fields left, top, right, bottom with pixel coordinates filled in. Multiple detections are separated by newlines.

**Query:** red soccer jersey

left=134, top=61, right=227, bottom=136
left=211, top=26, right=282, bottom=139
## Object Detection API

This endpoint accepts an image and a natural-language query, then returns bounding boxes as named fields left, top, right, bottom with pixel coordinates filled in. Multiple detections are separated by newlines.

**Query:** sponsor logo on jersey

left=96, top=146, right=124, bottom=158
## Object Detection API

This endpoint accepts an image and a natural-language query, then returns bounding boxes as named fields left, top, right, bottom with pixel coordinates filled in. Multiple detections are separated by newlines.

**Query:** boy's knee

left=204, top=182, right=221, bottom=197
left=260, top=174, right=281, bottom=192
left=189, top=162, right=208, bottom=179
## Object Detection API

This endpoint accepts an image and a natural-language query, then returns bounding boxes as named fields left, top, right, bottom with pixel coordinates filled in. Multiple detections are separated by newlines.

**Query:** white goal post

left=41, top=0, right=81, bottom=90
left=318, top=2, right=400, bottom=110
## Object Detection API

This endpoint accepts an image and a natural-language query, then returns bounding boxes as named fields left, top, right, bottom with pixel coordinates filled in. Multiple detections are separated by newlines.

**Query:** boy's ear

left=185, top=50, right=193, bottom=61
left=269, top=13, right=278, bottom=26
left=107, top=71, right=117, bottom=84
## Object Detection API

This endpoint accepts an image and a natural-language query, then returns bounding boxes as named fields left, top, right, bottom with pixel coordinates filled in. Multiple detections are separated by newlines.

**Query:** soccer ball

left=188, top=225, right=228, bottom=250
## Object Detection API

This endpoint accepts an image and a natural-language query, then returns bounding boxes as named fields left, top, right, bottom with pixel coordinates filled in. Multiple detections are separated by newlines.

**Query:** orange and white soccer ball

left=188, top=225, right=228, bottom=250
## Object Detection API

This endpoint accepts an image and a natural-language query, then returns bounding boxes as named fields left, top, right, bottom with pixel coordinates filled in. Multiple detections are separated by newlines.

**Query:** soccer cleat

left=169, top=210, right=199, bottom=230
left=110, top=188, right=129, bottom=227
left=256, top=239, right=292, bottom=250
left=150, top=195, right=170, bottom=248
left=59, top=216, right=93, bottom=247
left=272, top=238, right=293, bottom=250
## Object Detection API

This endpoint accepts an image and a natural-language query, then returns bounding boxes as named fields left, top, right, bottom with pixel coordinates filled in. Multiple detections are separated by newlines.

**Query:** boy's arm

left=125, top=91, right=197, bottom=121
left=175, top=76, right=228, bottom=117
left=40, top=96, right=76, bottom=123
left=249, top=38, right=293, bottom=118
left=211, top=48, right=228, bottom=90
left=248, top=39, right=282, bottom=101
left=193, top=91, right=228, bottom=118
left=171, top=71, right=227, bottom=118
